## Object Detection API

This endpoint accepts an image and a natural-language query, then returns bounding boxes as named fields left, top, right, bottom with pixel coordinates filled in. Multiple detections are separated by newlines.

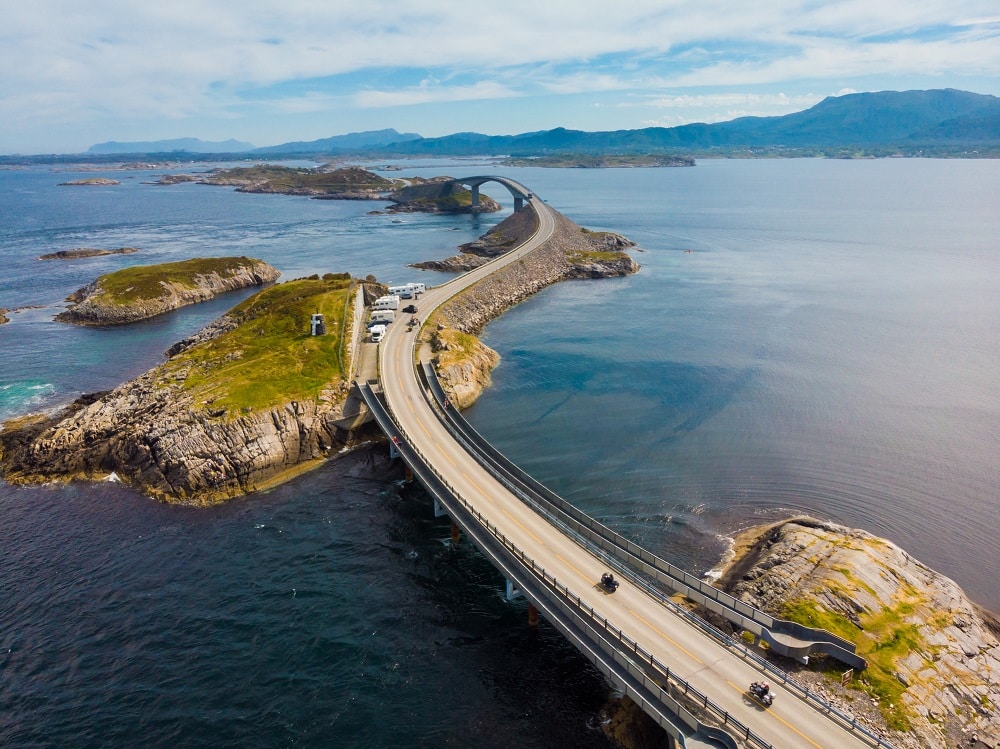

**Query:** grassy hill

left=157, top=274, right=354, bottom=414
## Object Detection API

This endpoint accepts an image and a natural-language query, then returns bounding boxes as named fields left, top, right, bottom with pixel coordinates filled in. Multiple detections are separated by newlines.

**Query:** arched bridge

left=357, top=178, right=897, bottom=749
left=445, top=175, right=533, bottom=212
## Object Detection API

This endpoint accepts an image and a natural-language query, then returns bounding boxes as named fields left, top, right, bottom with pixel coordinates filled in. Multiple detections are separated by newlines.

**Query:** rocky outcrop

left=55, top=258, right=280, bottom=325
left=433, top=206, right=638, bottom=336
left=39, top=247, right=138, bottom=260
left=716, top=518, right=1000, bottom=749
left=0, top=308, right=8, bottom=325
left=0, top=360, right=372, bottom=505
left=412, top=205, right=538, bottom=271
left=386, top=177, right=502, bottom=214
left=58, top=178, right=120, bottom=186
left=429, top=328, right=501, bottom=410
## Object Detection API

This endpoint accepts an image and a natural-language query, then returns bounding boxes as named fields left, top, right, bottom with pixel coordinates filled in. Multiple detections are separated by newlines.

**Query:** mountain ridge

left=65, top=89, right=1000, bottom=161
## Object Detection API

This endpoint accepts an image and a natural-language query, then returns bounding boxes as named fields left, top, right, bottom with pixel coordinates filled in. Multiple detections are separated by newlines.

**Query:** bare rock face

left=0, top=367, right=367, bottom=504
left=719, top=518, right=1000, bottom=749
left=431, top=330, right=501, bottom=410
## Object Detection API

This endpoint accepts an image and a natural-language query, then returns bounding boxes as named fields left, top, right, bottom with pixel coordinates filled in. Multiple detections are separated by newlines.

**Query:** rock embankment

left=55, top=257, right=280, bottom=325
left=716, top=518, right=1000, bottom=749
left=0, top=308, right=8, bottom=325
left=426, top=205, right=638, bottom=406
left=0, top=369, right=366, bottom=504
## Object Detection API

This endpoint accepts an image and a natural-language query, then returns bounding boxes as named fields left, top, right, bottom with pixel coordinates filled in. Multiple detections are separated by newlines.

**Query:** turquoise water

left=1, top=159, right=998, bottom=747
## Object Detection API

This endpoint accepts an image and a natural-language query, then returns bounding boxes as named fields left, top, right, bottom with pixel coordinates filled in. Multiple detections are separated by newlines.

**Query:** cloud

left=353, top=80, right=518, bottom=108
left=2, top=0, right=999, bottom=150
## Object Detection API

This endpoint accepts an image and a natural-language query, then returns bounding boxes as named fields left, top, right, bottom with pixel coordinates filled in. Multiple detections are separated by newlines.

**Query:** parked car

left=402, top=304, right=418, bottom=314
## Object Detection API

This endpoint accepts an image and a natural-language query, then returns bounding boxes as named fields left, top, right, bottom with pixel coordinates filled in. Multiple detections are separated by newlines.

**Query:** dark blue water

left=1, top=159, right=998, bottom=746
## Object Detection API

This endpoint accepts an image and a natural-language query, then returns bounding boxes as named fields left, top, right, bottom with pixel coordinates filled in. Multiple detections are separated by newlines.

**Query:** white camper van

left=407, top=283, right=426, bottom=295
left=369, top=310, right=395, bottom=326
left=370, top=324, right=386, bottom=343
left=373, top=295, right=400, bottom=311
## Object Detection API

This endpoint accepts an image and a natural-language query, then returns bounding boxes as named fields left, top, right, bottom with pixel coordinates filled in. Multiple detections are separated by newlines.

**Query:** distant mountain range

left=371, top=89, right=1000, bottom=156
left=252, top=128, right=422, bottom=154
left=71, top=89, right=1000, bottom=160
left=88, top=137, right=255, bottom=154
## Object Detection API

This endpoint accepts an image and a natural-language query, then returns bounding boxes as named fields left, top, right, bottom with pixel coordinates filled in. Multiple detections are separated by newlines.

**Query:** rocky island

left=57, top=177, right=120, bottom=186
left=0, top=308, right=8, bottom=325
left=39, top=247, right=139, bottom=260
left=157, top=165, right=502, bottom=213
left=55, top=256, right=280, bottom=325
left=0, top=274, right=375, bottom=502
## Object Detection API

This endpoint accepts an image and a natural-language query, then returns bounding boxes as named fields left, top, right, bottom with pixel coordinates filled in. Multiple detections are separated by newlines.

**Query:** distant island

left=502, top=154, right=695, bottom=168
left=55, top=256, right=280, bottom=325
left=40, top=247, right=138, bottom=261
left=57, top=177, right=120, bottom=186
left=159, top=165, right=504, bottom=213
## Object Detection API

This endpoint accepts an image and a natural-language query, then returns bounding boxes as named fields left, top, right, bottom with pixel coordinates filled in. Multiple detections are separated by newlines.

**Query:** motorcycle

left=748, top=681, right=775, bottom=707
left=599, top=572, right=619, bottom=593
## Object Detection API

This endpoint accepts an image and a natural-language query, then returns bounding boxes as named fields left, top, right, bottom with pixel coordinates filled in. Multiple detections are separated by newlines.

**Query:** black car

left=402, top=304, right=418, bottom=313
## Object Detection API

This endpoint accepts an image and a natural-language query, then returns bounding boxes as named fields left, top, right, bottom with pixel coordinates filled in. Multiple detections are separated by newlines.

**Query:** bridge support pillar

left=450, top=520, right=461, bottom=544
left=433, top=496, right=448, bottom=518
left=471, top=185, right=480, bottom=209
left=527, top=603, right=539, bottom=627
left=505, top=578, right=523, bottom=601
left=514, top=197, right=523, bottom=212
left=389, top=440, right=400, bottom=459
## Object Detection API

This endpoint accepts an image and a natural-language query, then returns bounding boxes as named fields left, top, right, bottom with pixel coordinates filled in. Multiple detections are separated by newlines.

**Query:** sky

left=2, top=0, right=999, bottom=154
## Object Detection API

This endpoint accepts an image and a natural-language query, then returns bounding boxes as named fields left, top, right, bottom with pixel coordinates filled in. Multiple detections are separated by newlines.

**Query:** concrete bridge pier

left=470, top=184, right=480, bottom=209
left=513, top=197, right=524, bottom=211
left=450, top=520, right=461, bottom=544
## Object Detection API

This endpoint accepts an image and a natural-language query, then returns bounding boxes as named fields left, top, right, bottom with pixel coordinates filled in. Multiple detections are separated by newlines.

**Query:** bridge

left=358, top=179, right=896, bottom=749
left=446, top=175, right=533, bottom=212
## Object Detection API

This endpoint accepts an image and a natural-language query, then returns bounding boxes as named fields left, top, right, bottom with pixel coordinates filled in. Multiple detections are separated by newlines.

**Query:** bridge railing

left=418, top=363, right=866, bottom=669
left=360, top=381, right=900, bottom=749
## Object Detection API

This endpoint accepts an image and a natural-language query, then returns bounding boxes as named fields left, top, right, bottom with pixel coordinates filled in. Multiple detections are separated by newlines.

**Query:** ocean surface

left=1, top=158, right=997, bottom=747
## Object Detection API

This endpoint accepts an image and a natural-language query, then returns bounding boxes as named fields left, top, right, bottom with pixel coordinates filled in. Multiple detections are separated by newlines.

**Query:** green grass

left=782, top=588, right=934, bottom=732
left=95, top=257, right=265, bottom=304
left=158, top=276, right=354, bottom=414
left=567, top=249, right=628, bottom=263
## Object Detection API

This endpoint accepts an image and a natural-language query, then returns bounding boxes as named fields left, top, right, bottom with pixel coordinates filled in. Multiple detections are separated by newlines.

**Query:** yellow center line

left=435, top=443, right=457, bottom=466
left=629, top=609, right=702, bottom=664
left=417, top=420, right=431, bottom=437
left=725, top=681, right=825, bottom=749
left=556, top=554, right=593, bottom=584
left=405, top=394, right=415, bottom=413
left=462, top=472, right=495, bottom=503
left=501, top=508, right=543, bottom=545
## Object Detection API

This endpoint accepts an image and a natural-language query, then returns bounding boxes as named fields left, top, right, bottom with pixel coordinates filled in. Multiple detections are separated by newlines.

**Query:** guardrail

left=418, top=362, right=867, bottom=670
left=358, top=380, right=898, bottom=749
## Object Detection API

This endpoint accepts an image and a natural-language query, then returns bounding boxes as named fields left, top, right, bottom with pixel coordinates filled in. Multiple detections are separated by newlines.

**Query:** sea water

left=0, top=158, right=997, bottom=747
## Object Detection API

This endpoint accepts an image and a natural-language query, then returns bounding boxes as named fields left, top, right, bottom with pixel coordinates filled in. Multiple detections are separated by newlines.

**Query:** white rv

left=369, top=310, right=395, bottom=326
left=407, top=283, right=426, bottom=295
left=370, top=324, right=386, bottom=343
left=387, top=285, right=410, bottom=297
left=373, top=295, right=400, bottom=311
